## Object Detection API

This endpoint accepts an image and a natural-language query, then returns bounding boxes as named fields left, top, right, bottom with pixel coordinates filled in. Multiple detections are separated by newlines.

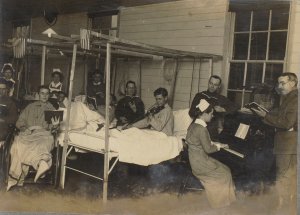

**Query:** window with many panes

left=227, top=5, right=290, bottom=107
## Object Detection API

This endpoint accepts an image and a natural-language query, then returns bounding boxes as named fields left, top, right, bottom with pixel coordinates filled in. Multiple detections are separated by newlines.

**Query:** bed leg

left=60, top=143, right=68, bottom=189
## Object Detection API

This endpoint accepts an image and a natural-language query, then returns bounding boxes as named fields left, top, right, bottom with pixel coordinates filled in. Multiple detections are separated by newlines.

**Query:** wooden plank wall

left=118, top=0, right=227, bottom=110
left=286, top=1, right=300, bottom=77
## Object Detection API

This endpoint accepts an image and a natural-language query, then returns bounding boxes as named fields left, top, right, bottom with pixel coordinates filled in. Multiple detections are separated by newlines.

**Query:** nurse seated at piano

left=186, top=99, right=236, bottom=208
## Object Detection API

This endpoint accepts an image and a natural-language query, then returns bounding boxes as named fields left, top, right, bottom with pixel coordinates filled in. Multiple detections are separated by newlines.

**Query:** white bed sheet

left=57, top=103, right=191, bottom=166
left=58, top=127, right=184, bottom=166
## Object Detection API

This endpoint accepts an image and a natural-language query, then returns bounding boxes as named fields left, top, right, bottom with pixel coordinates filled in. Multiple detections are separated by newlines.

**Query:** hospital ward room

left=0, top=0, right=299, bottom=214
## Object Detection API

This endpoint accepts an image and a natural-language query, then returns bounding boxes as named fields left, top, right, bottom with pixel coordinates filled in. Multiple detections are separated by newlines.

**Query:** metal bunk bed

left=7, top=29, right=222, bottom=203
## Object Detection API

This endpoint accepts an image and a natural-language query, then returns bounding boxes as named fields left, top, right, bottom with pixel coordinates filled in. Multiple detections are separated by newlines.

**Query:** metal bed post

left=208, top=58, right=213, bottom=76
left=170, top=59, right=179, bottom=108
left=41, top=45, right=46, bottom=85
left=60, top=43, right=78, bottom=189
left=103, top=42, right=111, bottom=203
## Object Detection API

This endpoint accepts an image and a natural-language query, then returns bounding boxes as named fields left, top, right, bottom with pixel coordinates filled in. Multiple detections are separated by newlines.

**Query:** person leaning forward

left=189, top=75, right=238, bottom=140
left=251, top=72, right=298, bottom=212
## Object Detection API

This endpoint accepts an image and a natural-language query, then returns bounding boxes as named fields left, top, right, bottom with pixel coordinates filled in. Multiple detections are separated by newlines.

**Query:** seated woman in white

left=7, top=86, right=59, bottom=191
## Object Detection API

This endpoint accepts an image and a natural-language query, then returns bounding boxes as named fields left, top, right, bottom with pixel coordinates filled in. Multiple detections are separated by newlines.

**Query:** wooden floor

left=0, top=152, right=294, bottom=215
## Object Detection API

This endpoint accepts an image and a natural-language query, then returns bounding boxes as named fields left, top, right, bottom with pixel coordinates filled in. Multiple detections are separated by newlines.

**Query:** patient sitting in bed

left=92, top=94, right=117, bottom=124
left=125, top=87, right=174, bottom=136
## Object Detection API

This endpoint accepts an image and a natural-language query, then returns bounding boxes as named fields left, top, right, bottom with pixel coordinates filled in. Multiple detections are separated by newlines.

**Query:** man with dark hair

left=128, top=87, right=174, bottom=136
left=115, top=81, right=145, bottom=125
left=189, top=75, right=238, bottom=140
left=87, top=71, right=105, bottom=106
left=56, top=91, right=67, bottom=108
left=252, top=72, right=298, bottom=211
left=0, top=81, right=18, bottom=142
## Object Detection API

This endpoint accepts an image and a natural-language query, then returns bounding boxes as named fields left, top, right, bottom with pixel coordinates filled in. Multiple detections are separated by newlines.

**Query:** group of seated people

left=83, top=71, right=175, bottom=136
left=1, top=68, right=176, bottom=189
left=1, top=68, right=236, bottom=206
left=3, top=65, right=296, bottom=210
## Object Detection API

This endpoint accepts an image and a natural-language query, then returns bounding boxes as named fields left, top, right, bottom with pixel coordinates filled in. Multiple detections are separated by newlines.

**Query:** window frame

left=226, top=7, right=290, bottom=107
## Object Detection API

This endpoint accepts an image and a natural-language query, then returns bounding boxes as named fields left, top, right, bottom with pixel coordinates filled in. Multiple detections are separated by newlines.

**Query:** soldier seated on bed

left=115, top=81, right=145, bottom=126
left=125, top=87, right=174, bottom=136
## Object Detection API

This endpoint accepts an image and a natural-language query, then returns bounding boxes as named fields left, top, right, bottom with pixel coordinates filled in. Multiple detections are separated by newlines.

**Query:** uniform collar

left=93, top=82, right=102, bottom=86
left=195, top=118, right=207, bottom=127
left=50, top=81, right=62, bottom=87
left=2, top=77, right=15, bottom=83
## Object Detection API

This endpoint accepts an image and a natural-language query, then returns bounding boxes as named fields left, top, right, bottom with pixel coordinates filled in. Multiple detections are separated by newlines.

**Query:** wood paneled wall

left=286, top=1, right=300, bottom=76
left=118, top=0, right=227, bottom=109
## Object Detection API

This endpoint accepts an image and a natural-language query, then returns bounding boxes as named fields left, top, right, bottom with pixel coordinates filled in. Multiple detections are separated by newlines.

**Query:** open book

left=44, top=110, right=64, bottom=124
left=244, top=102, right=269, bottom=112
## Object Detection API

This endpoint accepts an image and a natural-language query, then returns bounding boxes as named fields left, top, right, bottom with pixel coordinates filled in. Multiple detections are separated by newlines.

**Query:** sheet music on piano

left=235, top=123, right=250, bottom=140
left=219, top=123, right=249, bottom=159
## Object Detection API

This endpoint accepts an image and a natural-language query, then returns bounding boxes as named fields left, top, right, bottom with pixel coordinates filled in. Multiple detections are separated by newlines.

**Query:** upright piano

left=211, top=110, right=276, bottom=186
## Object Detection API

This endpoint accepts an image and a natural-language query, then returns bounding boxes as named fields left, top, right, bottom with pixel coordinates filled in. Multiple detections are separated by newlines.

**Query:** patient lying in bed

left=58, top=102, right=192, bottom=166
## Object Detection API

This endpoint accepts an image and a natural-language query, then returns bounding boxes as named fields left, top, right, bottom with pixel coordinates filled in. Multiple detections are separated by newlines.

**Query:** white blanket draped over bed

left=58, top=102, right=191, bottom=166
left=58, top=127, right=183, bottom=166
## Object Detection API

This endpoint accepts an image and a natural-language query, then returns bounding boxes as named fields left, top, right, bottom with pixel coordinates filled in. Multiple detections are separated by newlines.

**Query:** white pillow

left=173, top=108, right=192, bottom=136
left=60, top=101, right=105, bottom=131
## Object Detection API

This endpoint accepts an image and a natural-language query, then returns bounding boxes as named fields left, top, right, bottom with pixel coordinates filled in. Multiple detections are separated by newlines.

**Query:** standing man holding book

left=189, top=75, right=238, bottom=140
left=251, top=72, right=298, bottom=212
